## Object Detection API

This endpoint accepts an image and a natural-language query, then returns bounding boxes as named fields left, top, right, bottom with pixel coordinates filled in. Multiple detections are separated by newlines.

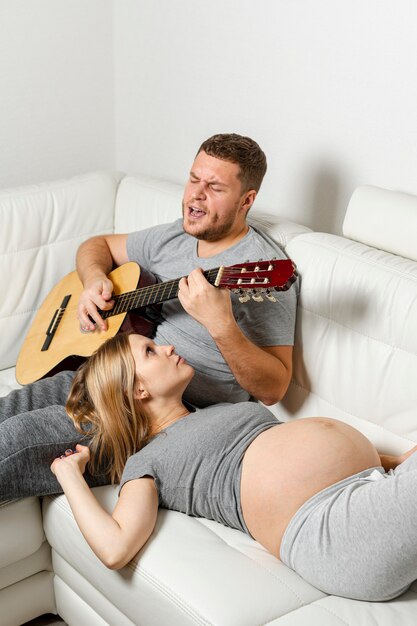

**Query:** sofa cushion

left=114, top=174, right=183, bottom=233
left=343, top=184, right=417, bottom=261
left=0, top=542, right=51, bottom=592
left=279, top=230, right=417, bottom=454
left=43, top=487, right=324, bottom=626
left=0, top=498, right=45, bottom=571
left=0, top=171, right=123, bottom=370
left=249, top=211, right=312, bottom=247
left=0, top=570, right=56, bottom=626
left=0, top=366, right=20, bottom=397
left=44, top=484, right=417, bottom=625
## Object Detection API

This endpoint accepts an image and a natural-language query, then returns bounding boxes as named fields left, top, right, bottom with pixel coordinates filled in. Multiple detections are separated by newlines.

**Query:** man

left=76, top=133, right=297, bottom=407
left=0, top=133, right=298, bottom=500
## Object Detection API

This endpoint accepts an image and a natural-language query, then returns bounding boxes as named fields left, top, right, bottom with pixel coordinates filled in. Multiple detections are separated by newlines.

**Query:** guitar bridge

left=41, top=295, right=71, bottom=351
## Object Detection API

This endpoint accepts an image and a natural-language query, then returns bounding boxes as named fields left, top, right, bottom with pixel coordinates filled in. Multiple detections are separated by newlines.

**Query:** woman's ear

left=134, top=382, right=150, bottom=401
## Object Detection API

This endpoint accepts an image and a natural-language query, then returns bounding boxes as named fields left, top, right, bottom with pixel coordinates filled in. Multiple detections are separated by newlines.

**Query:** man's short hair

left=197, top=133, right=267, bottom=193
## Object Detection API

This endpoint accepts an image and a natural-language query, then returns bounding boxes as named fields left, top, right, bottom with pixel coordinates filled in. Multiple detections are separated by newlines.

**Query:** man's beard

left=182, top=204, right=238, bottom=242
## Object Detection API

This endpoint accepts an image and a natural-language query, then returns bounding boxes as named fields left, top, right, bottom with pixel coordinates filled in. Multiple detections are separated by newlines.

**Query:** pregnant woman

left=51, top=333, right=417, bottom=602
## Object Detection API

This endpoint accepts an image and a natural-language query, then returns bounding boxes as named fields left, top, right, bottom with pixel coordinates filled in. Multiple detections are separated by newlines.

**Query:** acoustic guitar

left=16, top=259, right=296, bottom=385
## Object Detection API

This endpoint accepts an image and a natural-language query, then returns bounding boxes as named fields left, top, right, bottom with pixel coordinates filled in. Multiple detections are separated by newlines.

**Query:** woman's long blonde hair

left=66, top=333, right=152, bottom=484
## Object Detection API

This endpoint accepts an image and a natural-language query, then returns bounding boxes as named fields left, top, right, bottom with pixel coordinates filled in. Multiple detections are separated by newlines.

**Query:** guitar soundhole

left=119, top=312, right=157, bottom=337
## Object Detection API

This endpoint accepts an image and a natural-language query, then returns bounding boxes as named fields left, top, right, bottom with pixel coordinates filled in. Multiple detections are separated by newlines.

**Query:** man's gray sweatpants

left=280, top=453, right=417, bottom=601
left=0, top=371, right=108, bottom=501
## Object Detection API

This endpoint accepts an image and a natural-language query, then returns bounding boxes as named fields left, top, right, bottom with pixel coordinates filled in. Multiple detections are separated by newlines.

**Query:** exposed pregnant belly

left=240, top=417, right=381, bottom=557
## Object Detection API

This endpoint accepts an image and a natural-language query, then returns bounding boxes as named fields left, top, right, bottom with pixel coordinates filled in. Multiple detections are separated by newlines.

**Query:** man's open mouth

left=188, top=206, right=206, bottom=218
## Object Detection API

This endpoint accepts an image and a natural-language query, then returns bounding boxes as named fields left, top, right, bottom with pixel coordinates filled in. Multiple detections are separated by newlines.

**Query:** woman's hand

left=51, top=444, right=90, bottom=478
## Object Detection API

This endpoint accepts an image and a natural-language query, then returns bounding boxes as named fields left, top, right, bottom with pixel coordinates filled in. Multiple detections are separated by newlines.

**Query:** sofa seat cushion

left=0, top=541, right=51, bottom=592
left=43, top=487, right=325, bottom=626
left=43, top=487, right=417, bottom=625
left=0, top=366, right=21, bottom=398
left=0, top=498, right=46, bottom=573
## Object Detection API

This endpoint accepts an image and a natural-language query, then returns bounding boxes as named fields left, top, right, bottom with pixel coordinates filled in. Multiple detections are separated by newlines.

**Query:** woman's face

left=128, top=334, right=194, bottom=399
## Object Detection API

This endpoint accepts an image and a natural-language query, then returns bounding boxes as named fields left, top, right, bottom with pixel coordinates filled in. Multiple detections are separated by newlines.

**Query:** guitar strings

left=103, top=265, right=290, bottom=319
left=103, top=269, right=220, bottom=318
left=62, top=263, right=292, bottom=320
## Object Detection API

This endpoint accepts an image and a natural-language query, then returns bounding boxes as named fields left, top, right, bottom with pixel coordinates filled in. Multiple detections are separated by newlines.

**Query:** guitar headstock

left=215, top=259, right=297, bottom=303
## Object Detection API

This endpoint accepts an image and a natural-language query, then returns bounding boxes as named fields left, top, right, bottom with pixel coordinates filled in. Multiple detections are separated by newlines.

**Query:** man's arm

left=178, top=269, right=293, bottom=405
left=214, top=329, right=292, bottom=405
left=76, top=233, right=129, bottom=331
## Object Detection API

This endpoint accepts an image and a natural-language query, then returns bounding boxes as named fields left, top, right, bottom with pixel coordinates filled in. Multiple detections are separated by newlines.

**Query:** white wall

left=0, top=0, right=115, bottom=189
left=1, top=1, right=416, bottom=233
left=113, top=0, right=417, bottom=234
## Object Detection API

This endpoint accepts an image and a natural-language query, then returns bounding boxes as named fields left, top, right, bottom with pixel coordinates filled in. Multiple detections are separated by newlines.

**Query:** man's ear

left=240, top=189, right=257, bottom=213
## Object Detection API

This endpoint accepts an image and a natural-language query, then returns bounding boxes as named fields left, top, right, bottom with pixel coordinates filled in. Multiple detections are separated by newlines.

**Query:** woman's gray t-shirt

left=120, top=402, right=281, bottom=535
left=127, top=219, right=298, bottom=407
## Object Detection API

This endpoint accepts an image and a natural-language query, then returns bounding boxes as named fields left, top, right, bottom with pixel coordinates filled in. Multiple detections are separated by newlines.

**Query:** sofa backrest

left=0, top=171, right=123, bottom=370
left=281, top=186, right=417, bottom=453
left=114, top=174, right=183, bottom=232
left=343, top=184, right=417, bottom=262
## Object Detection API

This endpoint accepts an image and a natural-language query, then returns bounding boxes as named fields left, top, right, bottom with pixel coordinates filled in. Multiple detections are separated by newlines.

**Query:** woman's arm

left=51, top=445, right=158, bottom=569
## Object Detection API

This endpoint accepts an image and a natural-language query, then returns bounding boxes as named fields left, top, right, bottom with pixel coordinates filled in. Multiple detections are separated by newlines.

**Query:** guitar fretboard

left=101, top=267, right=221, bottom=319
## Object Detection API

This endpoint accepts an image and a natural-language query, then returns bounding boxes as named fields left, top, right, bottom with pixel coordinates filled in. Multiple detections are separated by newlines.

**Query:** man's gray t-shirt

left=120, top=402, right=281, bottom=535
left=127, top=218, right=298, bottom=407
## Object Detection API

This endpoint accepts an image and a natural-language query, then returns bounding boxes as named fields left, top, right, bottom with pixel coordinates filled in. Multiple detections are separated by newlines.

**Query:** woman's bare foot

left=398, top=444, right=417, bottom=465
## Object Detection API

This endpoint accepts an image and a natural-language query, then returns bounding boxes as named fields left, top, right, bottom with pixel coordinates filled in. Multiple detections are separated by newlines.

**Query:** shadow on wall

left=306, top=165, right=347, bottom=235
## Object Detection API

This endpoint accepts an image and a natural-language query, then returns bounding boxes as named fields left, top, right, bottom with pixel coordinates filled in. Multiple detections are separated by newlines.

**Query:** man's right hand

left=77, top=275, right=115, bottom=332
left=75, top=233, right=129, bottom=332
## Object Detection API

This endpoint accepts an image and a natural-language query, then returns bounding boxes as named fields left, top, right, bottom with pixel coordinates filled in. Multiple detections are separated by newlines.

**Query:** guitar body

left=15, top=262, right=152, bottom=385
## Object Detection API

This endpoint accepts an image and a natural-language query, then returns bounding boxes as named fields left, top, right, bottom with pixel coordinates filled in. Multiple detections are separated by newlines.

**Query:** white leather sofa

left=1, top=171, right=417, bottom=625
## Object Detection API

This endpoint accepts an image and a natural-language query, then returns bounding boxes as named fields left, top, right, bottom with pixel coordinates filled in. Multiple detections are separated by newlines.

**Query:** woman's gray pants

left=0, top=371, right=108, bottom=502
left=280, top=453, right=417, bottom=602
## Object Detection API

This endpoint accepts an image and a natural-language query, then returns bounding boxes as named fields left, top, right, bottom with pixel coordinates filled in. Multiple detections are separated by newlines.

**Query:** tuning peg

left=251, top=293, right=264, bottom=302
left=238, top=292, right=250, bottom=303
left=265, top=291, right=277, bottom=302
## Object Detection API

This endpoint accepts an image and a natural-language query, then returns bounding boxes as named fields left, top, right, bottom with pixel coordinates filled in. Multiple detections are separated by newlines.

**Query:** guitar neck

left=101, top=267, right=221, bottom=319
